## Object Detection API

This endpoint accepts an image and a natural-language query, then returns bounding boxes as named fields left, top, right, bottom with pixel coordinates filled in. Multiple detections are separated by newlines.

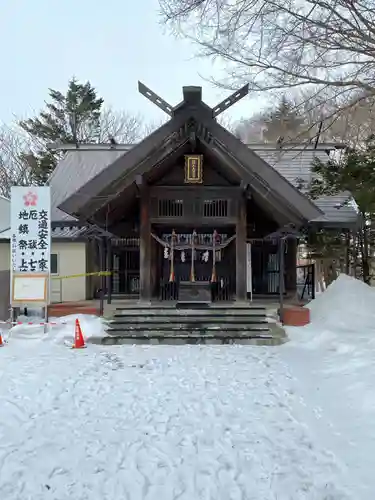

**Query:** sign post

left=10, top=187, right=51, bottom=327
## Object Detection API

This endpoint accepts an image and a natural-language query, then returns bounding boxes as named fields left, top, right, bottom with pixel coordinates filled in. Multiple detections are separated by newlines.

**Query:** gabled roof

left=55, top=90, right=323, bottom=226
left=49, top=148, right=129, bottom=222
left=50, top=141, right=359, bottom=228
left=48, top=86, right=359, bottom=229
left=253, top=146, right=359, bottom=227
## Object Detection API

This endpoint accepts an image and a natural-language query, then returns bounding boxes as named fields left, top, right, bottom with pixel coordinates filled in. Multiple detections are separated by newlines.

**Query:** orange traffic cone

left=72, top=319, right=86, bottom=349
left=0, top=331, right=4, bottom=347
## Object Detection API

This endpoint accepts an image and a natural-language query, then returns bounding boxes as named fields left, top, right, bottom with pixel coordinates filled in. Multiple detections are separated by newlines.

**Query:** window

left=203, top=199, right=228, bottom=217
left=51, top=253, right=59, bottom=274
left=158, top=199, right=183, bottom=217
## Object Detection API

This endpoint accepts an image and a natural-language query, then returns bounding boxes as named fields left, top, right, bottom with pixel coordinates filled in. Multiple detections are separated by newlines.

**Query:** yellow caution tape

left=51, top=271, right=112, bottom=280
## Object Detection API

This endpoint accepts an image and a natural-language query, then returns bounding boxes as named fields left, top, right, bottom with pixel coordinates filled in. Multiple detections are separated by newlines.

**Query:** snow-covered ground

left=0, top=340, right=350, bottom=500
left=0, top=275, right=373, bottom=499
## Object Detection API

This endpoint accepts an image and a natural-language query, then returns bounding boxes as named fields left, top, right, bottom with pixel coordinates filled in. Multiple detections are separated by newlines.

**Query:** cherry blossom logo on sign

left=23, top=191, right=38, bottom=207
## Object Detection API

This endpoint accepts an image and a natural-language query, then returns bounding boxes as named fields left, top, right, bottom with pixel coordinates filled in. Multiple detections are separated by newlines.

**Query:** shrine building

left=41, top=83, right=359, bottom=304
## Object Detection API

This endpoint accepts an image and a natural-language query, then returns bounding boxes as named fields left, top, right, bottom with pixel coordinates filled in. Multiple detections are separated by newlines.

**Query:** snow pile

left=307, top=273, right=375, bottom=331
left=283, top=297, right=375, bottom=499
left=7, top=314, right=110, bottom=344
left=49, top=314, right=110, bottom=345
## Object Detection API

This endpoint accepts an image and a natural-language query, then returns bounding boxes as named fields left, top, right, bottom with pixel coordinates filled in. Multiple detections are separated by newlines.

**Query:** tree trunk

left=361, top=223, right=371, bottom=284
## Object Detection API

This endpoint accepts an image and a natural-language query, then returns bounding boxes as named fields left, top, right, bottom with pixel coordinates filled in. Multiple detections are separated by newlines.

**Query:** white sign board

left=10, top=186, right=51, bottom=274
left=10, top=186, right=51, bottom=306
left=12, top=274, right=48, bottom=303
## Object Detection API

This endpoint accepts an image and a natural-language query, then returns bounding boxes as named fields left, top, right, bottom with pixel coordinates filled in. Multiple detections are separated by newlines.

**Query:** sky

left=0, top=0, right=262, bottom=129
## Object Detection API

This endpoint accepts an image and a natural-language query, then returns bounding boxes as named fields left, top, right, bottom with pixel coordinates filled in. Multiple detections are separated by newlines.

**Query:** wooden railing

left=159, top=276, right=235, bottom=302
left=297, top=264, right=315, bottom=300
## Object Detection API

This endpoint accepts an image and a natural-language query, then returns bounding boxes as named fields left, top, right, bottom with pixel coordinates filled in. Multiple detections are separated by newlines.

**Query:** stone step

left=108, top=325, right=270, bottom=334
left=111, top=317, right=268, bottom=325
left=176, top=301, right=211, bottom=308
left=107, top=328, right=270, bottom=337
left=115, top=304, right=265, bottom=310
left=114, top=308, right=266, bottom=317
left=101, top=335, right=282, bottom=346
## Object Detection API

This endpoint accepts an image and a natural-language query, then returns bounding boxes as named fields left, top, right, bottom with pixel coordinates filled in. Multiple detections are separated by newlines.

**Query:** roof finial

left=138, top=81, right=173, bottom=116
left=212, top=84, right=249, bottom=118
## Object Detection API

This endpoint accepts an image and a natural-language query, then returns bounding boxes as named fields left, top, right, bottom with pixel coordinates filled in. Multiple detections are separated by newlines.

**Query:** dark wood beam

left=149, top=217, right=237, bottom=226
left=106, top=238, right=113, bottom=304
left=139, top=187, right=151, bottom=302
left=150, top=186, right=241, bottom=197
left=98, top=238, right=106, bottom=316
left=236, top=195, right=247, bottom=301
left=279, top=238, right=285, bottom=318
left=93, top=186, right=138, bottom=228
left=108, top=221, right=137, bottom=237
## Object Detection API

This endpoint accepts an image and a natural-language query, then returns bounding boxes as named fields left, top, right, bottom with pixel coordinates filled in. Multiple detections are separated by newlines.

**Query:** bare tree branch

left=98, top=108, right=146, bottom=143
left=139, top=117, right=169, bottom=138
left=160, top=0, right=375, bottom=128
left=0, top=125, right=34, bottom=197
left=236, top=113, right=268, bottom=142
left=217, top=112, right=237, bottom=133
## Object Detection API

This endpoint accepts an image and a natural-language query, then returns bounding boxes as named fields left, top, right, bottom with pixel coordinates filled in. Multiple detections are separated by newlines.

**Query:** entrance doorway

left=155, top=229, right=236, bottom=301
left=251, top=241, right=281, bottom=294
left=112, top=239, right=140, bottom=297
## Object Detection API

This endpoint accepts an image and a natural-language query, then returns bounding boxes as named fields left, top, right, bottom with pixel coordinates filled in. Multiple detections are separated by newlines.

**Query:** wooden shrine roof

left=49, top=86, right=359, bottom=229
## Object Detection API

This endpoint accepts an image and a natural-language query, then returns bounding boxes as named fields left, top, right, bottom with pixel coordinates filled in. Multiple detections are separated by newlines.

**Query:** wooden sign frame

left=11, top=273, right=49, bottom=304
left=184, top=155, right=203, bottom=184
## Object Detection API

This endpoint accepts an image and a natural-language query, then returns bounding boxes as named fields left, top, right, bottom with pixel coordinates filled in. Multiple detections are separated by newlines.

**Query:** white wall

left=50, top=242, right=87, bottom=302
left=0, top=240, right=87, bottom=302
left=0, top=241, right=10, bottom=271
left=0, top=196, right=10, bottom=233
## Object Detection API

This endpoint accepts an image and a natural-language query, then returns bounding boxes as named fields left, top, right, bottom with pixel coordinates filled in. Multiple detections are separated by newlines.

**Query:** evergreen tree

left=308, top=139, right=375, bottom=283
left=263, top=96, right=305, bottom=142
left=20, top=78, right=104, bottom=183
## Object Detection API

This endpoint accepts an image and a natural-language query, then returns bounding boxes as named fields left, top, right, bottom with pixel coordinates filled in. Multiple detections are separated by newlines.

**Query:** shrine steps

left=104, top=303, right=286, bottom=345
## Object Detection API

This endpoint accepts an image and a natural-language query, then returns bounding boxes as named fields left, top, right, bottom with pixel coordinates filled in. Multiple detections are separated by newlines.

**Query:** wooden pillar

left=236, top=196, right=247, bottom=301
left=150, top=235, right=157, bottom=297
left=99, top=237, right=105, bottom=316
left=311, top=262, right=316, bottom=300
left=285, top=238, right=297, bottom=293
left=345, top=230, right=351, bottom=275
left=139, top=187, right=151, bottom=302
left=278, top=238, right=285, bottom=319
left=106, top=238, right=112, bottom=304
